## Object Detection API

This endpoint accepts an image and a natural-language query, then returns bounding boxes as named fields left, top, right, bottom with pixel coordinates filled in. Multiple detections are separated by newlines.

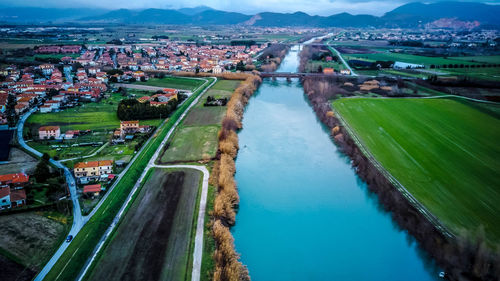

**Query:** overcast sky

left=1, top=0, right=498, bottom=16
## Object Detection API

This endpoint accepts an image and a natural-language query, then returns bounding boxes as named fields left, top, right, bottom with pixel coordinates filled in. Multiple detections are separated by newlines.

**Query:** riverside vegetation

left=301, top=74, right=500, bottom=280
left=208, top=74, right=262, bottom=281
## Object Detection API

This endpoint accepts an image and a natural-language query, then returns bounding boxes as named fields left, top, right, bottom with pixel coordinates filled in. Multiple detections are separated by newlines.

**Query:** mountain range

left=1, top=2, right=499, bottom=28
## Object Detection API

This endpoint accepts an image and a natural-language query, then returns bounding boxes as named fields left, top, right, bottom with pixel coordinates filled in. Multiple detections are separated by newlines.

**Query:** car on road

left=66, top=235, right=73, bottom=242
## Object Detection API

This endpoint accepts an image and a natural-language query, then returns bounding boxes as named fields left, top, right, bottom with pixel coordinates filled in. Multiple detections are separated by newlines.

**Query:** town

left=0, top=2, right=500, bottom=281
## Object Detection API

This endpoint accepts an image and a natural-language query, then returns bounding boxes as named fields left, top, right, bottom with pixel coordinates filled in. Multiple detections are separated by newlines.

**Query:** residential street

left=17, top=108, right=85, bottom=281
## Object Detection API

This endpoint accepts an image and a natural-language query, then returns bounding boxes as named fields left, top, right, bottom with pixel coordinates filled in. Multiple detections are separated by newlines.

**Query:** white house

left=0, top=187, right=11, bottom=209
left=40, top=104, right=53, bottom=113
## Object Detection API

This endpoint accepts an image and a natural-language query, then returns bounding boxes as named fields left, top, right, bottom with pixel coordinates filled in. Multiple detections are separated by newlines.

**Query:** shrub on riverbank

left=210, top=74, right=261, bottom=281
left=258, top=44, right=289, bottom=72
left=301, top=74, right=500, bottom=281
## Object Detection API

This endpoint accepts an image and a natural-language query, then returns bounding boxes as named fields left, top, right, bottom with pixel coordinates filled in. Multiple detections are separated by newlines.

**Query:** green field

left=159, top=79, right=240, bottom=163
left=342, top=52, right=478, bottom=67
left=341, top=51, right=500, bottom=80
left=160, top=126, right=219, bottom=163
left=333, top=97, right=500, bottom=245
left=43, top=78, right=214, bottom=281
left=135, top=77, right=205, bottom=91
left=25, top=92, right=161, bottom=160
left=450, top=56, right=500, bottom=64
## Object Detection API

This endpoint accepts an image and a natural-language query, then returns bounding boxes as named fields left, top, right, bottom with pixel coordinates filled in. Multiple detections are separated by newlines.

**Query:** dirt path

left=87, top=169, right=200, bottom=281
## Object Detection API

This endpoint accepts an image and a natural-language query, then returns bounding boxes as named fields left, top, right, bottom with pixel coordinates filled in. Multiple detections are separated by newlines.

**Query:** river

left=231, top=44, right=440, bottom=280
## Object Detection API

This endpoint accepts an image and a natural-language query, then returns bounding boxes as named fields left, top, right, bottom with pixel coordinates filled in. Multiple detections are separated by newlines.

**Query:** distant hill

left=177, top=5, right=214, bottom=15
left=1, top=2, right=499, bottom=28
left=0, top=7, right=108, bottom=23
left=81, top=8, right=191, bottom=24
left=382, top=2, right=500, bottom=27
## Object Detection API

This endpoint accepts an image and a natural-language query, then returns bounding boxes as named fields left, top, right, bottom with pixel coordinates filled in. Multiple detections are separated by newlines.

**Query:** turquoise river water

left=231, top=45, right=441, bottom=280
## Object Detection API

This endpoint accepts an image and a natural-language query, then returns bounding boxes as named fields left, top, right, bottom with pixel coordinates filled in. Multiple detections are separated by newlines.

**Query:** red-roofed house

left=83, top=184, right=101, bottom=196
left=0, top=173, right=29, bottom=188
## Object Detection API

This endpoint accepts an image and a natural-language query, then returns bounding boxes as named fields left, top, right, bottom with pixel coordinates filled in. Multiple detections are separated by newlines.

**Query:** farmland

left=87, top=168, right=201, bottom=281
left=135, top=76, right=205, bottom=91
left=0, top=211, right=71, bottom=280
left=159, top=79, right=240, bottom=163
left=42, top=77, right=214, bottom=281
left=160, top=126, right=219, bottom=163
left=342, top=52, right=478, bottom=66
left=333, top=97, right=500, bottom=245
left=450, top=55, right=500, bottom=64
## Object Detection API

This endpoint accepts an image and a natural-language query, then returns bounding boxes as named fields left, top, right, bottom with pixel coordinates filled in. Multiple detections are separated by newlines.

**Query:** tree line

left=116, top=96, right=185, bottom=120
left=209, top=74, right=262, bottom=281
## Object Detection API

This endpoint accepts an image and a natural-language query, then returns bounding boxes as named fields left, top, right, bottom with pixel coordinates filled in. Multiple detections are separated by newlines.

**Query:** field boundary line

left=153, top=164, right=209, bottom=281
left=332, top=107, right=455, bottom=239
left=75, top=77, right=216, bottom=281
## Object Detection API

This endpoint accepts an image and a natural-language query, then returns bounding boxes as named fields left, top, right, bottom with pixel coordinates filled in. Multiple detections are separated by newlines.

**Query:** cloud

left=1, top=0, right=498, bottom=16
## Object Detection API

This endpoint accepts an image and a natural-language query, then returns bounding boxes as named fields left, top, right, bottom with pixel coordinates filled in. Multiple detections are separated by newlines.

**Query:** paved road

left=28, top=77, right=213, bottom=281
left=17, top=108, right=85, bottom=281
left=328, top=46, right=358, bottom=76
left=113, top=83, right=191, bottom=93
left=75, top=77, right=217, bottom=281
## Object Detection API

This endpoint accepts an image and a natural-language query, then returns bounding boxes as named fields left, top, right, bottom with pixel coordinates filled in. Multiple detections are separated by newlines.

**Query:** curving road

left=17, top=108, right=85, bottom=281
left=25, top=76, right=215, bottom=281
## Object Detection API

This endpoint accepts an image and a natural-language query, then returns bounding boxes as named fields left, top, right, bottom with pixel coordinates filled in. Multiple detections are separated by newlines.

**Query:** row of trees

left=5, top=94, right=18, bottom=127
left=258, top=44, right=289, bottom=72
left=301, top=60, right=500, bottom=280
left=210, top=74, right=262, bottom=281
left=117, top=98, right=181, bottom=120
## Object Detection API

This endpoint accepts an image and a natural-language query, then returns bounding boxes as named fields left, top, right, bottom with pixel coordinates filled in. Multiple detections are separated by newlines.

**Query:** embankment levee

left=301, top=77, right=500, bottom=281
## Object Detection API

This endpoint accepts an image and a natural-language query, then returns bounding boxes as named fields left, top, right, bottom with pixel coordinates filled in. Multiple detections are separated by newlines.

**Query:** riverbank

left=209, top=74, right=262, bottom=281
left=256, top=44, right=290, bottom=72
left=301, top=76, right=500, bottom=280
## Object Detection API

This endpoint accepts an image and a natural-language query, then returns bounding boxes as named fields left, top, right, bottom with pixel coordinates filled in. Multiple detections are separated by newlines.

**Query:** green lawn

left=135, top=77, right=205, bottom=91
left=333, top=97, right=500, bottom=245
left=43, top=78, right=214, bottom=281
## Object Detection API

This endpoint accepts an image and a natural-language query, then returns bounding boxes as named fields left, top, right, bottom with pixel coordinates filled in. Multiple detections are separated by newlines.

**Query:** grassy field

left=25, top=92, right=161, bottom=160
left=440, top=67, right=500, bottom=82
left=159, top=79, right=240, bottom=163
left=342, top=52, right=479, bottom=67
left=86, top=168, right=201, bottom=281
left=160, top=126, right=219, bottom=163
left=135, top=77, right=205, bottom=91
left=333, top=97, right=500, bottom=245
left=200, top=184, right=216, bottom=281
left=450, top=55, right=500, bottom=64
left=43, top=77, right=214, bottom=281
